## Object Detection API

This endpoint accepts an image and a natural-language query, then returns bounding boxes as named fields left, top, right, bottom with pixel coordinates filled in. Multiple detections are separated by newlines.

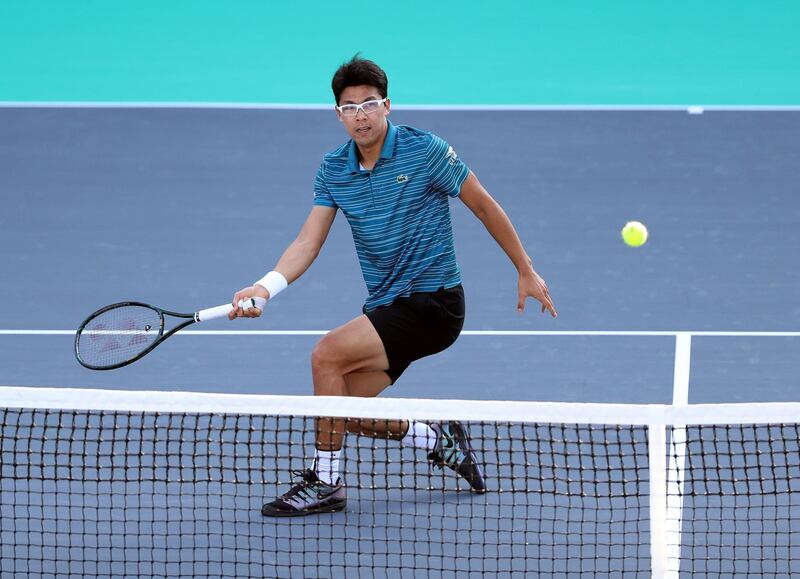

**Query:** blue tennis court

left=1, top=107, right=798, bottom=401
left=1, top=106, right=799, bottom=577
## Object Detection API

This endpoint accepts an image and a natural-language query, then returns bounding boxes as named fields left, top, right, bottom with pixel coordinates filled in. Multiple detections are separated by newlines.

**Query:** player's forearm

left=236, top=239, right=319, bottom=313
left=273, top=238, right=321, bottom=284
left=476, top=201, right=535, bottom=274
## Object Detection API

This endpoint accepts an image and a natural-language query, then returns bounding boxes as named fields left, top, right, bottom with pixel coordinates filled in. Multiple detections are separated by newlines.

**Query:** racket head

left=75, top=302, right=166, bottom=370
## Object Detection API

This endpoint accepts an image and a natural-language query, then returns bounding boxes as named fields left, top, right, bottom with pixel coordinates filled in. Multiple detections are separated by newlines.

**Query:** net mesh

left=0, top=388, right=798, bottom=578
left=675, top=424, right=800, bottom=576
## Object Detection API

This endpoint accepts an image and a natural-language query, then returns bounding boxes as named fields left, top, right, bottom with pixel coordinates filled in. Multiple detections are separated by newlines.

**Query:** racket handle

left=195, top=297, right=267, bottom=322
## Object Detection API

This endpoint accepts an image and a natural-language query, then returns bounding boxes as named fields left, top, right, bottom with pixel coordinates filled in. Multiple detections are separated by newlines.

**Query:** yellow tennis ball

left=621, top=221, right=648, bottom=247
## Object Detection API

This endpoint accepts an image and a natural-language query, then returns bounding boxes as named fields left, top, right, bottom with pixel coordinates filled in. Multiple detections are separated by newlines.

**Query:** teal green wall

left=1, top=1, right=798, bottom=104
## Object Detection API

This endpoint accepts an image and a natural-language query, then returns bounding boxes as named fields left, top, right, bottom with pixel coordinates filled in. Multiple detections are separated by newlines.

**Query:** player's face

left=336, top=85, right=390, bottom=150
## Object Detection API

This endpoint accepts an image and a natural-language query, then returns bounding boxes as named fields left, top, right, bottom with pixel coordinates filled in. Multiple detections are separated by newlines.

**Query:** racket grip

left=196, top=297, right=267, bottom=322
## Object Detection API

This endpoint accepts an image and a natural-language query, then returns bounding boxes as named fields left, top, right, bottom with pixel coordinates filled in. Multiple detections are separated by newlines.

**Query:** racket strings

left=77, top=306, right=163, bottom=368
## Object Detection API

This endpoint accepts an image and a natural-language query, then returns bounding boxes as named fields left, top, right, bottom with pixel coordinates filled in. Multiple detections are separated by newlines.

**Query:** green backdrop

left=1, top=0, right=798, bottom=105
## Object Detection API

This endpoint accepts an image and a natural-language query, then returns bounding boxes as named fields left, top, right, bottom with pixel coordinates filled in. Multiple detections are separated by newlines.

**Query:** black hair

left=331, top=55, right=388, bottom=104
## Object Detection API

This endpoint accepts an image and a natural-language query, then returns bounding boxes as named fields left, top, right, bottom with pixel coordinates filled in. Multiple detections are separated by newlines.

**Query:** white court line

left=664, top=333, right=692, bottom=577
left=649, top=423, right=669, bottom=579
left=1, top=102, right=800, bottom=112
left=1, top=329, right=799, bottom=337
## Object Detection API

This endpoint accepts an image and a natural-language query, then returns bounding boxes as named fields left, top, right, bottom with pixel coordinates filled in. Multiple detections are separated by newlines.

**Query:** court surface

left=1, top=107, right=799, bottom=577
left=1, top=107, right=797, bottom=403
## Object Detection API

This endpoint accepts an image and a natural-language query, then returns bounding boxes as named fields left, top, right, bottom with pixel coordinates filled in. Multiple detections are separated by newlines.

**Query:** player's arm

left=229, top=205, right=337, bottom=318
left=458, top=171, right=557, bottom=317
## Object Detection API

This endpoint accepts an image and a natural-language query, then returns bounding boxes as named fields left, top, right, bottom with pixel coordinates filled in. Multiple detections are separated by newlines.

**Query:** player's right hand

left=229, top=285, right=269, bottom=319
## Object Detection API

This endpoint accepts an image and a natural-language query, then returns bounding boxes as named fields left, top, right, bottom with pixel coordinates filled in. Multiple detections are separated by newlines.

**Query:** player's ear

left=335, top=106, right=343, bottom=122
left=384, top=98, right=391, bottom=116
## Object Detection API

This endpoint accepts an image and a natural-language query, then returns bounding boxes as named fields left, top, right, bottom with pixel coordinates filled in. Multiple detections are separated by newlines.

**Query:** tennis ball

left=621, top=221, right=648, bottom=247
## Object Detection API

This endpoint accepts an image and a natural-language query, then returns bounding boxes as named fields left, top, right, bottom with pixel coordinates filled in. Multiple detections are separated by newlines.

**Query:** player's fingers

left=230, top=293, right=247, bottom=319
left=538, top=285, right=556, bottom=316
left=236, top=295, right=263, bottom=318
left=242, top=305, right=262, bottom=318
left=517, top=293, right=526, bottom=312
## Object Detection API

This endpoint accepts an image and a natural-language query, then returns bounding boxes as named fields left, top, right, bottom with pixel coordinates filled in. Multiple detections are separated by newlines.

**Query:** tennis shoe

left=261, top=469, right=346, bottom=517
left=428, top=421, right=486, bottom=492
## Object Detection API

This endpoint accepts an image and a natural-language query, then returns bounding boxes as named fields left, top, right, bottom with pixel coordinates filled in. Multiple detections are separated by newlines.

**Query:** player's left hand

left=517, top=269, right=557, bottom=317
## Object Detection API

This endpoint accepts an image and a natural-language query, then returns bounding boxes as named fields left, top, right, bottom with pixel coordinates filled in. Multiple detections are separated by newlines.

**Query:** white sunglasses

left=336, top=98, right=387, bottom=117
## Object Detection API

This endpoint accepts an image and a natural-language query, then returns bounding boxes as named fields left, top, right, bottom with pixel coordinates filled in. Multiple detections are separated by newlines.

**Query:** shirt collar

left=346, top=120, right=397, bottom=173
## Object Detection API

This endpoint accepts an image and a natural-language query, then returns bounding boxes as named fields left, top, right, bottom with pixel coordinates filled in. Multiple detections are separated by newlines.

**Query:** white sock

left=313, top=449, right=342, bottom=485
left=401, top=421, right=438, bottom=451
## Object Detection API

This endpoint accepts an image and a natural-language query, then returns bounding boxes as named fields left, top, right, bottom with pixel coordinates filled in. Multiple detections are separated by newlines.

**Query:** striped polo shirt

left=313, top=121, right=469, bottom=311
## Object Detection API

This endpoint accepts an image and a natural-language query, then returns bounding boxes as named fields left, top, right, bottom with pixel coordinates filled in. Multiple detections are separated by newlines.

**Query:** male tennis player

left=229, top=57, right=556, bottom=517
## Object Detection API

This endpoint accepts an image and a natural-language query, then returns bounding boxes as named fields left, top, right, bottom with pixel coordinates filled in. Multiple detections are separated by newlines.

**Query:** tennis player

left=229, top=57, right=557, bottom=517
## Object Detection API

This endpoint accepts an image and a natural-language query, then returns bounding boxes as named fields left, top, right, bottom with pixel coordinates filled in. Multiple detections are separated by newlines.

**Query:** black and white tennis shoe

left=428, top=421, right=486, bottom=492
left=261, top=469, right=347, bottom=517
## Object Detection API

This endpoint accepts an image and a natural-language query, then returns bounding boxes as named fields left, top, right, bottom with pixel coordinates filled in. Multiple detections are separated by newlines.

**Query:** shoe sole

left=261, top=500, right=347, bottom=517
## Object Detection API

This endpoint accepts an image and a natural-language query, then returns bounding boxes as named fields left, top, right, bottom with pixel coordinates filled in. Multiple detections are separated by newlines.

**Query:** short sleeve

left=425, top=134, right=469, bottom=198
left=312, top=162, right=337, bottom=208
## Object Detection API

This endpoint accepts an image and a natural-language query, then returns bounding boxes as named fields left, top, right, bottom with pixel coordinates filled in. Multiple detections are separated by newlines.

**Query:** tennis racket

left=75, top=297, right=266, bottom=370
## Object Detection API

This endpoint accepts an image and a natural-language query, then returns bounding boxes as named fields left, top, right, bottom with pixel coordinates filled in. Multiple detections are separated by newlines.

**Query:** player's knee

left=311, top=337, right=342, bottom=375
left=311, top=340, right=349, bottom=397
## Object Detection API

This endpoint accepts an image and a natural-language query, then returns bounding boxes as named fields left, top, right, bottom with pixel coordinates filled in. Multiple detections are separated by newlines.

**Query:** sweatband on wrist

left=254, top=271, right=288, bottom=300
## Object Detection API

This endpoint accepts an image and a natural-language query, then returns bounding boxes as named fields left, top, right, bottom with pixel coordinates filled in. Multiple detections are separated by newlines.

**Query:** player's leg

left=342, top=289, right=485, bottom=492
left=342, top=370, right=407, bottom=439
left=337, top=371, right=485, bottom=492
left=317, top=289, right=484, bottom=491
left=263, top=315, right=393, bottom=517
left=343, top=369, right=392, bottom=397
left=262, top=289, right=483, bottom=517
left=310, top=314, right=396, bottom=450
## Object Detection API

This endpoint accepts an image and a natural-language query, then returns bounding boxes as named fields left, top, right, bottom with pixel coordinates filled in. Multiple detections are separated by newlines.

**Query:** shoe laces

left=279, top=469, right=320, bottom=500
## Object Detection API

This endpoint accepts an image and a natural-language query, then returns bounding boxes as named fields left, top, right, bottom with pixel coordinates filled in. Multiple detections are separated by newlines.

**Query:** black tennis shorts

left=365, top=284, right=465, bottom=384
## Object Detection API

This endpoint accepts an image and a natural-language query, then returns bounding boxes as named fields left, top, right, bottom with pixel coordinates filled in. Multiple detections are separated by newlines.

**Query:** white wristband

left=254, top=271, right=288, bottom=300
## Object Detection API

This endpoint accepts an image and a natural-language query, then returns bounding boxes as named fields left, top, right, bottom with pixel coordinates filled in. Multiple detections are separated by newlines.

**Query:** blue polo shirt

left=313, top=121, right=469, bottom=311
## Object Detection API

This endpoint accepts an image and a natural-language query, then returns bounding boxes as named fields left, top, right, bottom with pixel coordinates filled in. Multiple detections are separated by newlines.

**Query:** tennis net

left=0, top=386, right=798, bottom=578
